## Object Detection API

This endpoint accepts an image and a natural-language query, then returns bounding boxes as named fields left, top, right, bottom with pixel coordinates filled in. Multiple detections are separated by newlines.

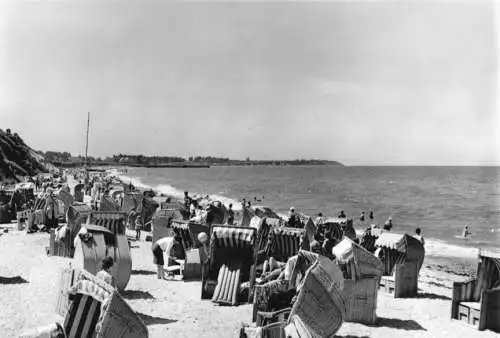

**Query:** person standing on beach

left=383, top=217, right=393, bottom=231
left=287, top=207, right=301, bottom=228
left=135, top=216, right=142, bottom=240
left=227, top=203, right=234, bottom=225
left=241, top=199, right=251, bottom=226
left=360, top=211, right=365, bottom=222
left=414, top=228, right=425, bottom=246
left=96, top=256, right=116, bottom=287
left=184, top=191, right=192, bottom=209
left=369, top=211, right=374, bottom=220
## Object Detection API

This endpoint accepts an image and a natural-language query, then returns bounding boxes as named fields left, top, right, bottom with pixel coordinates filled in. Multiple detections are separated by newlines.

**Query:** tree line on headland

left=42, top=152, right=344, bottom=167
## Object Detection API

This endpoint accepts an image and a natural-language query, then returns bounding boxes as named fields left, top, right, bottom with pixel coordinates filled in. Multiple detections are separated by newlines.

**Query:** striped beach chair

left=202, top=225, right=257, bottom=306
left=57, top=268, right=148, bottom=338
left=171, top=219, right=209, bottom=251
left=88, top=211, right=127, bottom=235
left=266, top=227, right=306, bottom=263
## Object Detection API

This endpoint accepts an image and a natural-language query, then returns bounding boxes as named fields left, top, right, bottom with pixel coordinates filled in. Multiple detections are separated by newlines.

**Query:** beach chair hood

left=332, top=238, right=383, bottom=279
left=375, top=233, right=424, bottom=263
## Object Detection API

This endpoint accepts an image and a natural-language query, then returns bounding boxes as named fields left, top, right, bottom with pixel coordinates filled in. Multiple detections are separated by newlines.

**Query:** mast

left=85, top=112, right=90, bottom=172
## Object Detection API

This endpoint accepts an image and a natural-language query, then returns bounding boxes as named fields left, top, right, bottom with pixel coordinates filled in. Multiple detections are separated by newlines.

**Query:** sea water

left=117, top=166, right=500, bottom=258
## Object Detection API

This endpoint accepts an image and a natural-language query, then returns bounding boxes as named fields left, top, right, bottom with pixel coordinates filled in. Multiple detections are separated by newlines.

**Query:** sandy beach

left=0, top=220, right=498, bottom=338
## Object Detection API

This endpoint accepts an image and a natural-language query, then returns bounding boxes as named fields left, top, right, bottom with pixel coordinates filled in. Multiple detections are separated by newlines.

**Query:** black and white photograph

left=0, top=0, right=499, bottom=337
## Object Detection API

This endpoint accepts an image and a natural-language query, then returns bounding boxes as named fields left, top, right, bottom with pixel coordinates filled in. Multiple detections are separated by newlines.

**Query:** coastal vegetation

left=0, top=129, right=47, bottom=182
left=42, top=153, right=344, bottom=168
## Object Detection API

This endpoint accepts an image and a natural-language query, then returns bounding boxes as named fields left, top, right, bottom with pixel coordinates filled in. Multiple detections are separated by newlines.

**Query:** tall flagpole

left=85, top=112, right=90, bottom=172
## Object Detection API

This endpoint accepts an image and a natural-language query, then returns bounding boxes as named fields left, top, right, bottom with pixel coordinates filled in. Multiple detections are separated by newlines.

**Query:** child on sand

left=96, top=256, right=116, bottom=287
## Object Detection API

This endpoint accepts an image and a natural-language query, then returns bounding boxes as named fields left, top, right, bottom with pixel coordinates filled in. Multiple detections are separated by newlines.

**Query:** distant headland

left=42, top=153, right=345, bottom=168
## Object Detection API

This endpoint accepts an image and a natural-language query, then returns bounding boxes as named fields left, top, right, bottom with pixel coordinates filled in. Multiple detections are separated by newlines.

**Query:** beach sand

left=0, top=221, right=498, bottom=338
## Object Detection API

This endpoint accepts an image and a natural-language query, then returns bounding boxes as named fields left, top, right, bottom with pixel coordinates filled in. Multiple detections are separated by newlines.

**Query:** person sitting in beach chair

left=338, top=210, right=347, bottom=218
left=96, top=256, right=116, bottom=287
left=287, top=207, right=301, bottom=228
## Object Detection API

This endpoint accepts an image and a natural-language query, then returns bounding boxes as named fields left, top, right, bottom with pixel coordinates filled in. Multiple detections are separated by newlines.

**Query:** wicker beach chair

left=46, top=203, right=92, bottom=258
left=321, top=218, right=357, bottom=242
left=359, top=227, right=384, bottom=253
left=332, top=238, right=383, bottom=324
left=451, top=249, right=500, bottom=332
left=55, top=267, right=148, bottom=338
left=99, top=195, right=120, bottom=212
left=252, top=250, right=319, bottom=322
left=73, top=224, right=132, bottom=291
left=151, top=209, right=177, bottom=244
left=244, top=256, right=346, bottom=338
left=88, top=211, right=127, bottom=235
left=375, top=232, right=425, bottom=298
left=202, top=225, right=257, bottom=306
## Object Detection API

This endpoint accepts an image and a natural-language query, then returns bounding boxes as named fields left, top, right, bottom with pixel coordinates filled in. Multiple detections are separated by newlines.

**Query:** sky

left=0, top=0, right=498, bottom=165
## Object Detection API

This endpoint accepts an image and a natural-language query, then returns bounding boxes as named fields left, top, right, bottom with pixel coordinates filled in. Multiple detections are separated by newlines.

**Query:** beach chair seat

left=451, top=249, right=500, bottom=332
left=202, top=225, right=257, bottom=305
left=212, top=259, right=243, bottom=305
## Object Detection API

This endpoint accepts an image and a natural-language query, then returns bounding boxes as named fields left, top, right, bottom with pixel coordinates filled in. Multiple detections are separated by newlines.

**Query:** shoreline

left=115, top=170, right=483, bottom=268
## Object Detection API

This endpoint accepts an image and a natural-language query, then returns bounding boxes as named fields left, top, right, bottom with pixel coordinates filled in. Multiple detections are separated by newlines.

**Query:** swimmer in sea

left=462, top=224, right=472, bottom=238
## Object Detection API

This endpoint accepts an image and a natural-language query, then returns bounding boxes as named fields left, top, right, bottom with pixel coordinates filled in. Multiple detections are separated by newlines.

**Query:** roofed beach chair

left=99, top=195, right=120, bottom=212
left=202, top=225, right=257, bottom=306
left=252, top=250, right=319, bottom=322
left=87, top=211, right=127, bottom=235
left=451, top=249, right=500, bottom=332
left=151, top=209, right=178, bottom=244
left=265, top=226, right=309, bottom=264
left=375, top=232, right=425, bottom=298
left=55, top=267, right=148, bottom=338
left=242, top=255, right=347, bottom=338
left=73, top=224, right=132, bottom=291
left=332, top=237, right=384, bottom=324
left=171, top=219, right=209, bottom=251
left=359, top=226, right=384, bottom=253
left=47, top=203, right=92, bottom=258
left=320, top=217, right=357, bottom=242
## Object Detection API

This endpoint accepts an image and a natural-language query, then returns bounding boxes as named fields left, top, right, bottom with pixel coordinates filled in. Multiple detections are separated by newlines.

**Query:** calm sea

left=118, top=166, right=500, bottom=257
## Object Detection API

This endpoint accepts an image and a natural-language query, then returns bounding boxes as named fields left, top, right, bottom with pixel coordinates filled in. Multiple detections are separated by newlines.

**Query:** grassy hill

left=0, top=129, right=47, bottom=182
